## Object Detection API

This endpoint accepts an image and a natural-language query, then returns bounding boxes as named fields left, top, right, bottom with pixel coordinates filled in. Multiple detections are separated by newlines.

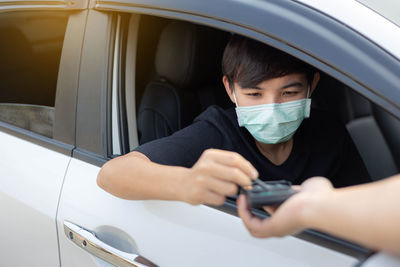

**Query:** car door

left=56, top=1, right=400, bottom=267
left=0, top=1, right=86, bottom=266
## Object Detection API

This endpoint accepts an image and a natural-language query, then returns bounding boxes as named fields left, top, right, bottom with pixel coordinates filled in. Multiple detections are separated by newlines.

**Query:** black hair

left=222, top=35, right=316, bottom=89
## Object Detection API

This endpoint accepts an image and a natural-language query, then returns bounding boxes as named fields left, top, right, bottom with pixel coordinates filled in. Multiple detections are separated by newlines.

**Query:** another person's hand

left=237, top=177, right=333, bottom=238
left=181, top=149, right=258, bottom=206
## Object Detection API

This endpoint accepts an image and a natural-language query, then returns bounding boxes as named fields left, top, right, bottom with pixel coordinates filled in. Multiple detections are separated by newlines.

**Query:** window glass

left=0, top=11, right=69, bottom=137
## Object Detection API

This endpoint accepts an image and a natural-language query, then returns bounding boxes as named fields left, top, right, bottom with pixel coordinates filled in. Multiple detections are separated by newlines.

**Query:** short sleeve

left=134, top=119, right=224, bottom=167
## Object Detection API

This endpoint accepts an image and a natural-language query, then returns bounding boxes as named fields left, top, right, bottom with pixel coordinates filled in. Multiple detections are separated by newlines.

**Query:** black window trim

left=73, top=147, right=108, bottom=166
left=213, top=198, right=374, bottom=260
left=74, top=10, right=116, bottom=158
left=0, top=120, right=74, bottom=156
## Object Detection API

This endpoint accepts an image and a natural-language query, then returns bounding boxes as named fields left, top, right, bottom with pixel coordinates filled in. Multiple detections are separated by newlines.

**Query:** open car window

left=110, top=12, right=400, bottom=260
left=122, top=14, right=400, bottom=182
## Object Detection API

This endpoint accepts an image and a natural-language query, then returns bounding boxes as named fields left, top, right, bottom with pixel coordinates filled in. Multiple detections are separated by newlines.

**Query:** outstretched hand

left=237, top=177, right=334, bottom=238
left=181, top=149, right=258, bottom=206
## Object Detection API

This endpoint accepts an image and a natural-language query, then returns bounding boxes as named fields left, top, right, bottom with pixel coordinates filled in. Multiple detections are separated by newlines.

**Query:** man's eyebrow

left=242, top=82, right=304, bottom=90
left=280, top=82, right=304, bottom=90
left=242, top=86, right=262, bottom=90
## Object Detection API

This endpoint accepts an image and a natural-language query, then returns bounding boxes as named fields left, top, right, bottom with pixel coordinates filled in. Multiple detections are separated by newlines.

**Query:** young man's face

left=223, top=72, right=320, bottom=106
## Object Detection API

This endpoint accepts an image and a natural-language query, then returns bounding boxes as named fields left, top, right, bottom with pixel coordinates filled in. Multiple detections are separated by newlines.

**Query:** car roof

left=357, top=0, right=400, bottom=27
left=294, top=0, right=400, bottom=61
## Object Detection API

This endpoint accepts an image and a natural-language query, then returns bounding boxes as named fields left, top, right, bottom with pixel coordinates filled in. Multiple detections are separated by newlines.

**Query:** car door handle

left=64, top=221, right=158, bottom=267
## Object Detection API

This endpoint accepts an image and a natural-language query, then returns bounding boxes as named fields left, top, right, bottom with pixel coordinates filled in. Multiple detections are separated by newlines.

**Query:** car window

left=0, top=11, right=68, bottom=138
left=120, top=14, right=400, bottom=181
left=99, top=10, right=400, bottom=259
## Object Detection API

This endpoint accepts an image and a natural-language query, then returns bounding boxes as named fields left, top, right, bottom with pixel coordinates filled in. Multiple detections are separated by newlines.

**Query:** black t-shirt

left=136, top=105, right=371, bottom=187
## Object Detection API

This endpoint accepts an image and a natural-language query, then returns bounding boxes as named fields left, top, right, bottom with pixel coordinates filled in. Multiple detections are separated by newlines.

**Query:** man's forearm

left=304, top=175, right=400, bottom=254
left=97, top=152, right=188, bottom=201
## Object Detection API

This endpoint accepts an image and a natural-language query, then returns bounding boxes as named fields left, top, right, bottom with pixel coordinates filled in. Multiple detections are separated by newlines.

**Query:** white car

left=1, top=0, right=400, bottom=266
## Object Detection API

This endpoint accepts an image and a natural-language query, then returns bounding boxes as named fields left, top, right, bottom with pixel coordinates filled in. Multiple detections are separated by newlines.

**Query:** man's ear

left=223, top=76, right=236, bottom=103
left=310, top=72, right=320, bottom=96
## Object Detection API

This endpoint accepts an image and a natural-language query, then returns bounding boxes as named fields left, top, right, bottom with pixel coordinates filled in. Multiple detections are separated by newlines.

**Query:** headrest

left=347, top=90, right=372, bottom=118
left=372, top=104, right=400, bottom=170
left=311, top=74, right=372, bottom=123
left=155, top=21, right=228, bottom=88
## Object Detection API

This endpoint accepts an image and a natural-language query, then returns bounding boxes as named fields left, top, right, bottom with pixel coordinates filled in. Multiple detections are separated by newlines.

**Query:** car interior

left=133, top=14, right=400, bottom=182
left=1, top=12, right=399, bottom=183
left=135, top=16, right=232, bottom=144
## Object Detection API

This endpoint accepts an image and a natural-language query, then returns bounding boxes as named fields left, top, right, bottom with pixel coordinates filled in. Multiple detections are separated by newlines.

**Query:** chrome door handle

left=64, top=221, right=158, bottom=267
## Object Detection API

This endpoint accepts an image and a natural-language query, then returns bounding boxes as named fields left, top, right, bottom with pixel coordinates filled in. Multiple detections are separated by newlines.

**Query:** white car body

left=1, top=0, right=400, bottom=266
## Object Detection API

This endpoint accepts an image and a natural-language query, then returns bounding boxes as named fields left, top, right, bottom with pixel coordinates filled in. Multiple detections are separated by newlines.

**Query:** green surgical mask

left=233, top=87, right=311, bottom=144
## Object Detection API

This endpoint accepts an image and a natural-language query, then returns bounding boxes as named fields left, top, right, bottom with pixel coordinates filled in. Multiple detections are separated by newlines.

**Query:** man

left=97, top=35, right=370, bottom=206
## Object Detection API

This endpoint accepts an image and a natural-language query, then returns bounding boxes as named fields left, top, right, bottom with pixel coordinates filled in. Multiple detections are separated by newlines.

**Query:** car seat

left=345, top=93, right=398, bottom=180
left=312, top=74, right=399, bottom=180
left=137, top=21, right=229, bottom=144
left=372, top=105, right=400, bottom=172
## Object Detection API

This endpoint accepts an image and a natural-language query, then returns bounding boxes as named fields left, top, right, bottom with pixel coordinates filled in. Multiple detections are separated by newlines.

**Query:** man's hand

left=237, top=177, right=334, bottom=238
left=180, top=149, right=258, bottom=206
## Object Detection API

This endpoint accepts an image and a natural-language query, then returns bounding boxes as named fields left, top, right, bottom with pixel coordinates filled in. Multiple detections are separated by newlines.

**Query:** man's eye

left=282, top=91, right=298, bottom=96
left=246, top=92, right=261, bottom=97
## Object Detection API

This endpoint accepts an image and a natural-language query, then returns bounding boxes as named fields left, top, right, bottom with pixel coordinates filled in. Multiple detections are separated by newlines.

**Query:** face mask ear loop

left=231, top=84, right=239, bottom=107
left=305, top=85, right=311, bottom=117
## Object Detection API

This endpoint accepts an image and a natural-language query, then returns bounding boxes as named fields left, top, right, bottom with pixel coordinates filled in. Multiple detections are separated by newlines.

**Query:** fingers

left=202, top=190, right=227, bottom=206
left=237, top=177, right=332, bottom=239
left=237, top=195, right=276, bottom=238
left=201, top=149, right=258, bottom=181
left=263, top=205, right=279, bottom=215
left=238, top=194, right=306, bottom=238
left=187, top=149, right=259, bottom=206
left=196, top=175, right=239, bottom=196
left=203, top=161, right=253, bottom=187
left=237, top=194, right=252, bottom=221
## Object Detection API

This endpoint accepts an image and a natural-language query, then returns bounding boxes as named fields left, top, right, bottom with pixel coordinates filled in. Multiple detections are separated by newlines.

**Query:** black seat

left=137, top=21, right=229, bottom=144
left=372, top=105, right=400, bottom=172
left=312, top=74, right=399, bottom=180
left=345, top=92, right=398, bottom=180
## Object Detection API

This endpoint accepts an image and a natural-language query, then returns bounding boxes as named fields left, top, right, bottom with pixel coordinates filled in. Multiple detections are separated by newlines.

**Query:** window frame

left=96, top=4, right=400, bottom=259
left=80, top=0, right=400, bottom=260
left=73, top=10, right=129, bottom=166
left=109, top=13, right=130, bottom=157
left=0, top=0, right=88, bottom=11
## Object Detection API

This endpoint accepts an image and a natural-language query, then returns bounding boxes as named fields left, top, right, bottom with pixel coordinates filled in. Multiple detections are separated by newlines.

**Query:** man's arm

left=97, top=149, right=258, bottom=205
left=237, top=175, right=400, bottom=255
